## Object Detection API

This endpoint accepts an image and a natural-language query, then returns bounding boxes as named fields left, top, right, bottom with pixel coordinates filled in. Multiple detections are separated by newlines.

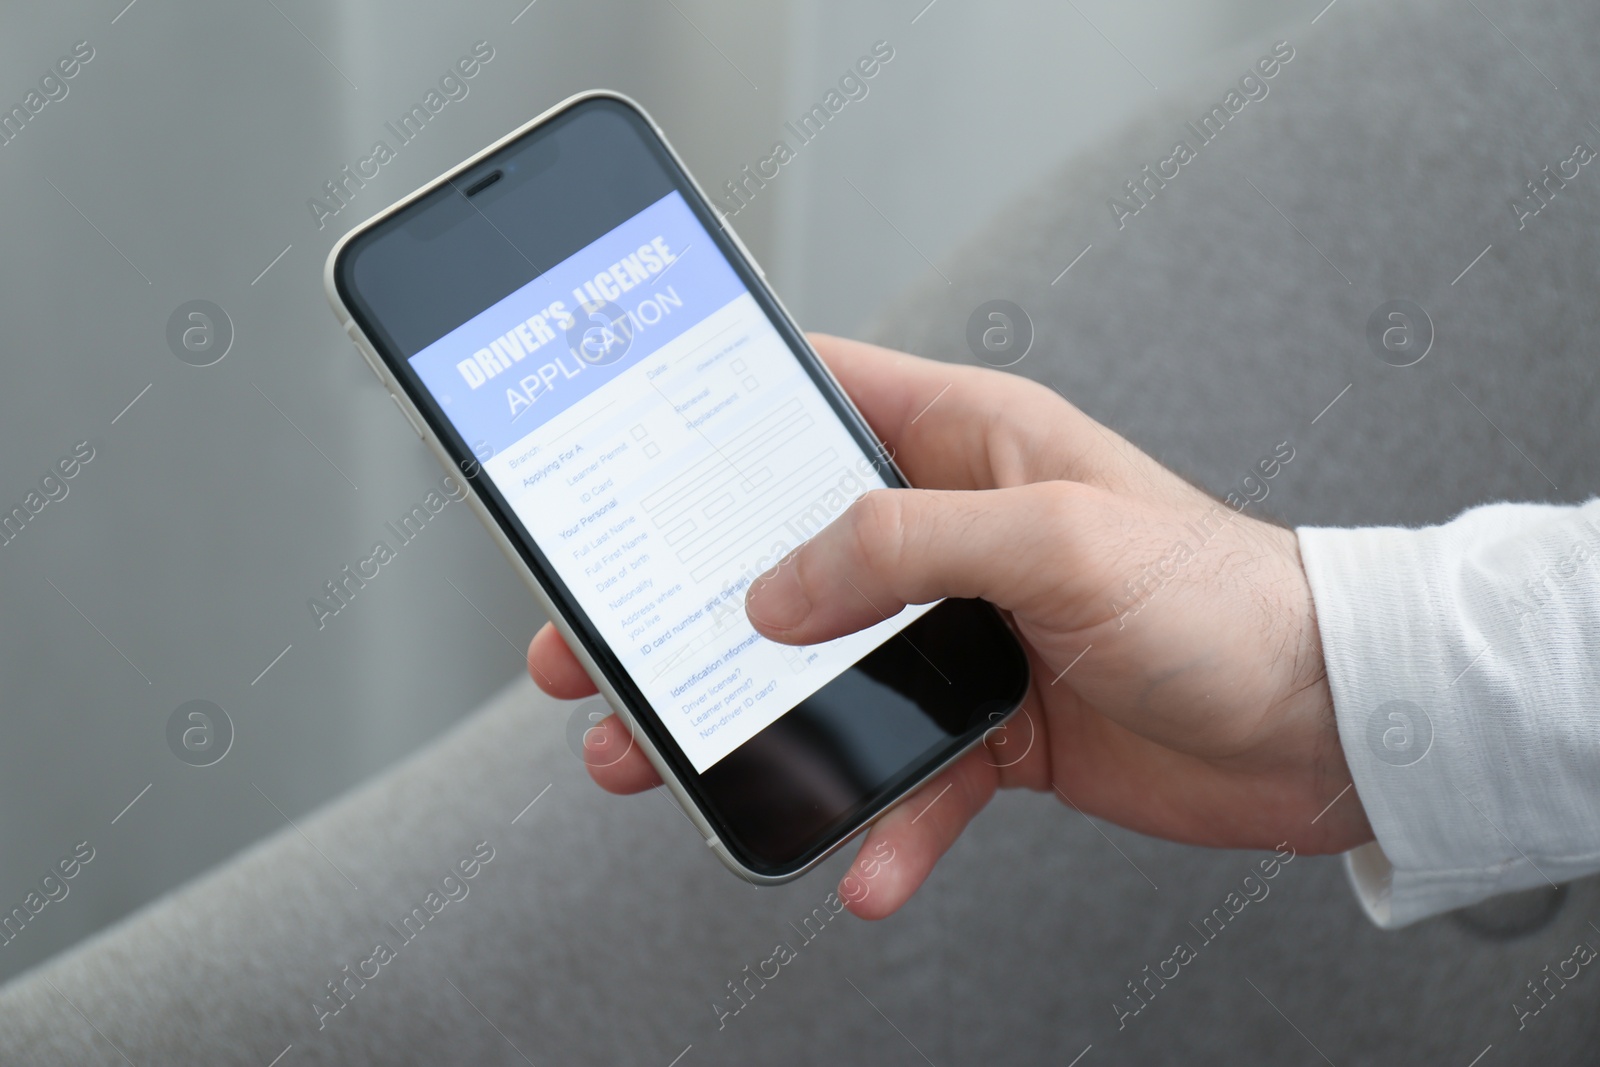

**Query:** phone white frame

left=324, top=90, right=1010, bottom=885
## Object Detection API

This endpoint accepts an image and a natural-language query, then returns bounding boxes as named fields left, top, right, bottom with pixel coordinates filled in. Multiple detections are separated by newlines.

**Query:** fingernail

left=745, top=562, right=811, bottom=630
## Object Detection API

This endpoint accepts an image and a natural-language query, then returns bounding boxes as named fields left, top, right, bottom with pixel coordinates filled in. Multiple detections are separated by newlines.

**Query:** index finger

left=807, top=333, right=1150, bottom=493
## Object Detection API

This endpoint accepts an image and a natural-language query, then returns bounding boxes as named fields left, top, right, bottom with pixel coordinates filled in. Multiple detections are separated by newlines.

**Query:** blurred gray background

left=0, top=0, right=1291, bottom=984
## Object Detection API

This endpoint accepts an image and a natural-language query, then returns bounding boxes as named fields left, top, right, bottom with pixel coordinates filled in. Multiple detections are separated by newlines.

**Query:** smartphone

left=325, top=92, right=1030, bottom=883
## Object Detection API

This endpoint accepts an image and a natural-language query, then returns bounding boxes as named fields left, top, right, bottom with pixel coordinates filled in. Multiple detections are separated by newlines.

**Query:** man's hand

left=527, top=334, right=1372, bottom=918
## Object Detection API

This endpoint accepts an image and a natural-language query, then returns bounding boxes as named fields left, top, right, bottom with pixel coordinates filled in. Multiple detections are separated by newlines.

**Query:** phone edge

left=321, top=89, right=1019, bottom=888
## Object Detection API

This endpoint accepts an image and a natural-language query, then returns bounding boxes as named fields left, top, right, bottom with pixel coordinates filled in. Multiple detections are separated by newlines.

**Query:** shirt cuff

left=1298, top=501, right=1600, bottom=928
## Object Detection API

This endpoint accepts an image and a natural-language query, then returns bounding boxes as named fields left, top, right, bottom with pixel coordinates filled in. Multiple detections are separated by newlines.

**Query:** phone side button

left=345, top=323, right=386, bottom=383
left=389, top=392, right=428, bottom=439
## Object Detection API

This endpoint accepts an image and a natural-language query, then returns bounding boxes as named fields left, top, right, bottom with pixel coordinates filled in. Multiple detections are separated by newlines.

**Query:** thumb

left=744, top=482, right=1088, bottom=645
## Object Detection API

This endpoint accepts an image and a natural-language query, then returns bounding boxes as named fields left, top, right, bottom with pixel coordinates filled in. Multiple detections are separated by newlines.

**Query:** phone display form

left=408, top=190, right=933, bottom=773
left=332, top=95, right=1030, bottom=878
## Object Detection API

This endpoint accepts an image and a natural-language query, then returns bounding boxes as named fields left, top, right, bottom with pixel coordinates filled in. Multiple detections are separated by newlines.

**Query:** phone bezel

left=325, top=91, right=1030, bottom=883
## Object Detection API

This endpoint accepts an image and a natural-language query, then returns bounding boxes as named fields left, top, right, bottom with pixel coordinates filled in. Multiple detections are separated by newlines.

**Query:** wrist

left=1269, top=523, right=1373, bottom=852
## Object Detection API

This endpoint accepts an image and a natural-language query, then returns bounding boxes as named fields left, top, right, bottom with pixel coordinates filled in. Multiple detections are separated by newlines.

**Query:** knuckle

left=1027, top=480, right=1089, bottom=538
left=846, top=489, right=911, bottom=576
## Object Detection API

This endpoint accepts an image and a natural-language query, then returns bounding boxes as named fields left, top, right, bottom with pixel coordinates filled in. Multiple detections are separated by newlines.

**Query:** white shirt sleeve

left=1297, top=499, right=1600, bottom=928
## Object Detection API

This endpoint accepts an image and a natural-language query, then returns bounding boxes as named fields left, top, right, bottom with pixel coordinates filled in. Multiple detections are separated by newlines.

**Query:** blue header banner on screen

left=409, top=191, right=746, bottom=460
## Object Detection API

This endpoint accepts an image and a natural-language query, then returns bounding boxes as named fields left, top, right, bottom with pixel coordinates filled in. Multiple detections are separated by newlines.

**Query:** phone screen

left=333, top=95, right=1028, bottom=875
left=407, top=189, right=933, bottom=773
